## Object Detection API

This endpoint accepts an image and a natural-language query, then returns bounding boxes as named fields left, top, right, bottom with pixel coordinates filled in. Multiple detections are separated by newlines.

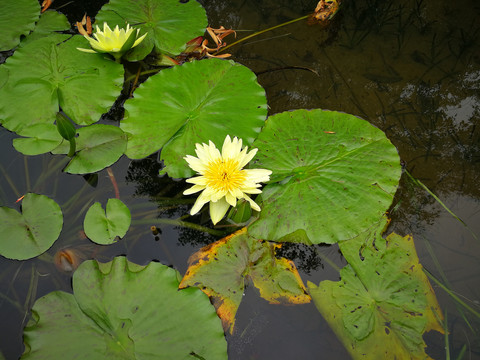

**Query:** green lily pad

left=0, top=0, right=39, bottom=51
left=64, top=124, right=127, bottom=174
left=12, top=123, right=63, bottom=155
left=249, top=109, right=401, bottom=244
left=21, top=10, right=71, bottom=46
left=180, top=228, right=310, bottom=333
left=0, top=35, right=123, bottom=135
left=121, top=58, right=267, bottom=178
left=95, top=0, right=207, bottom=61
left=308, top=225, right=444, bottom=359
left=22, top=257, right=227, bottom=359
left=84, top=199, right=131, bottom=245
left=0, top=193, right=63, bottom=260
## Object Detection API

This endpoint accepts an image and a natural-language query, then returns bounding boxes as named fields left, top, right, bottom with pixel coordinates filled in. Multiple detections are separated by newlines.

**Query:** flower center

left=205, top=158, right=246, bottom=192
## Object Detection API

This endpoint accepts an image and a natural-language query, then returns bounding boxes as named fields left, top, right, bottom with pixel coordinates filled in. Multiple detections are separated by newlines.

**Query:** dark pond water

left=1, top=0, right=479, bottom=359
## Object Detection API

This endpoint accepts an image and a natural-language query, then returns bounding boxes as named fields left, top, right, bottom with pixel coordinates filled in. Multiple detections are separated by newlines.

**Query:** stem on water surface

left=132, top=218, right=226, bottom=237
left=215, top=14, right=311, bottom=54
left=423, top=235, right=476, bottom=332
left=424, top=269, right=480, bottom=320
left=123, top=14, right=314, bottom=83
left=405, top=170, right=478, bottom=241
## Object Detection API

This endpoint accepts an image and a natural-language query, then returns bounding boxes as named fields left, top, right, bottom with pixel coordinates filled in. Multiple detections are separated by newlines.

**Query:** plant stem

left=444, top=310, right=450, bottom=360
left=424, top=269, right=480, bottom=319
left=132, top=218, right=226, bottom=236
left=216, top=14, right=311, bottom=54
left=405, top=170, right=478, bottom=240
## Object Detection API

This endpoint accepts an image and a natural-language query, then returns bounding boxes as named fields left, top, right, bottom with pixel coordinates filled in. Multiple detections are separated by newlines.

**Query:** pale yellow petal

left=238, top=147, right=258, bottom=169
left=222, top=136, right=243, bottom=160
left=207, top=140, right=221, bottom=161
left=243, top=194, right=261, bottom=211
left=209, top=197, right=230, bottom=225
left=185, top=176, right=208, bottom=186
left=133, top=32, right=147, bottom=47
left=190, top=191, right=210, bottom=215
left=195, top=142, right=220, bottom=164
left=241, top=187, right=262, bottom=194
left=77, top=47, right=97, bottom=53
left=231, top=187, right=245, bottom=198
left=201, top=186, right=222, bottom=201
left=209, top=188, right=227, bottom=202
left=235, top=146, right=250, bottom=169
left=183, top=184, right=205, bottom=195
left=221, top=135, right=233, bottom=158
left=225, top=191, right=237, bottom=207
left=244, top=168, right=272, bottom=183
left=184, top=155, right=206, bottom=173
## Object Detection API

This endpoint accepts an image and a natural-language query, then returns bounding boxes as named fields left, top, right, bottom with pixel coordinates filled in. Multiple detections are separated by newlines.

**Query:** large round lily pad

left=0, top=35, right=123, bottom=135
left=121, top=58, right=267, bottom=178
left=0, top=0, right=39, bottom=51
left=22, top=257, right=227, bottom=360
left=12, top=123, right=63, bottom=155
left=0, top=193, right=63, bottom=260
left=249, top=109, right=401, bottom=244
left=95, top=0, right=208, bottom=61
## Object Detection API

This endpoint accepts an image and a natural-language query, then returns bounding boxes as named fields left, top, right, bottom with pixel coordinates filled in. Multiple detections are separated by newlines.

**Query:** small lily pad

left=0, top=193, right=63, bottom=260
left=64, top=124, right=127, bottom=174
left=22, top=257, right=228, bottom=359
left=12, top=123, right=63, bottom=155
left=84, top=199, right=131, bottom=245
left=180, top=228, right=310, bottom=333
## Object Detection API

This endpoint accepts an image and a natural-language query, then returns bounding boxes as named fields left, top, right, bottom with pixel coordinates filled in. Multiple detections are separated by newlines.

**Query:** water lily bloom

left=77, top=22, right=147, bottom=61
left=184, top=136, right=272, bottom=225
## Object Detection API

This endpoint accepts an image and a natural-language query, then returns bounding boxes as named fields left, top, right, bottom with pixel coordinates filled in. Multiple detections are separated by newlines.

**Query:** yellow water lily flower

left=184, top=135, right=272, bottom=225
left=77, top=22, right=147, bottom=61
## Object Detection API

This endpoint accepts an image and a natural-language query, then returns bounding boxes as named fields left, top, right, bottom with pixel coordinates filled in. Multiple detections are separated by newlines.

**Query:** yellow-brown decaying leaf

left=76, top=14, right=92, bottom=36
left=309, top=0, right=340, bottom=25
left=310, top=224, right=444, bottom=359
left=388, top=233, right=444, bottom=333
left=179, top=228, right=310, bottom=333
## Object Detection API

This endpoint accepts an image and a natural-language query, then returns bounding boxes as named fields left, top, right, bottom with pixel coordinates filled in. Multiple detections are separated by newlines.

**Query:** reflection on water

left=1, top=0, right=479, bottom=358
